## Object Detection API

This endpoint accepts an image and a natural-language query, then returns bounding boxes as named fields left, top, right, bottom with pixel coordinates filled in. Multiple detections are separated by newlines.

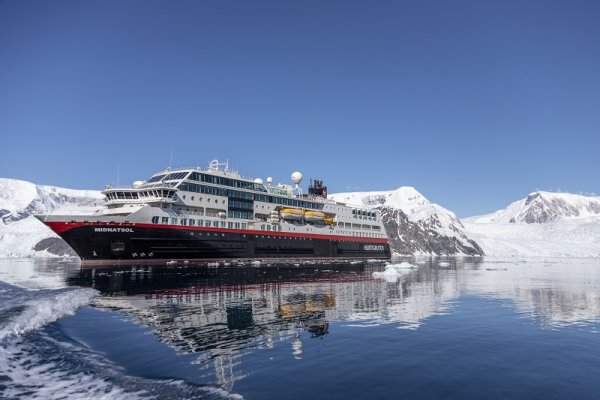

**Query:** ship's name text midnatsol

left=364, top=245, right=385, bottom=251
left=94, top=227, right=134, bottom=233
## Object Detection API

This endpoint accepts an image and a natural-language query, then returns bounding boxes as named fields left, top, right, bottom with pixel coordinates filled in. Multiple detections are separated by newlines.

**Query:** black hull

left=56, top=224, right=391, bottom=266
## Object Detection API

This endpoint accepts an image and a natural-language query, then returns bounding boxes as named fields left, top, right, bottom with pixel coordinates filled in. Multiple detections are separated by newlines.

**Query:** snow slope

left=463, top=191, right=600, bottom=258
left=0, top=178, right=104, bottom=258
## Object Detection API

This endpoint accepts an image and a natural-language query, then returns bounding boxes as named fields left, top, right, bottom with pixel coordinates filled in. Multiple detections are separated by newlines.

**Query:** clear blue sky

left=1, top=1, right=599, bottom=217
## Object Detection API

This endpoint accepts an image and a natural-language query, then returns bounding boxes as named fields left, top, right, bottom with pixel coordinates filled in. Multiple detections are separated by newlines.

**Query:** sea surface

left=2, top=257, right=600, bottom=399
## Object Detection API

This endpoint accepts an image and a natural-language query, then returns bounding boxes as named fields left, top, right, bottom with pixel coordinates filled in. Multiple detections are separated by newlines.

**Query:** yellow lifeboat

left=304, top=210, right=325, bottom=222
left=280, top=208, right=304, bottom=220
left=324, top=217, right=335, bottom=225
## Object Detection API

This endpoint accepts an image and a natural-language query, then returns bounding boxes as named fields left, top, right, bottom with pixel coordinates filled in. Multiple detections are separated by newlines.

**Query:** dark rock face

left=33, top=237, right=77, bottom=257
left=380, top=206, right=484, bottom=256
left=0, top=209, right=12, bottom=224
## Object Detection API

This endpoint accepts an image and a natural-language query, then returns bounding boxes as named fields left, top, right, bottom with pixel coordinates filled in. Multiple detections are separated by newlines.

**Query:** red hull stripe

left=44, top=221, right=389, bottom=244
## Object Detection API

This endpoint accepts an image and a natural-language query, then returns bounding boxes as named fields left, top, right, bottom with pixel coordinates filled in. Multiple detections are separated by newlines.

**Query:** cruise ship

left=38, top=160, right=391, bottom=266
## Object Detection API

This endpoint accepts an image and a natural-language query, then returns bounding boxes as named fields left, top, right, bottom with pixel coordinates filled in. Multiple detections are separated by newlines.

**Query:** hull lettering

left=94, top=227, right=134, bottom=233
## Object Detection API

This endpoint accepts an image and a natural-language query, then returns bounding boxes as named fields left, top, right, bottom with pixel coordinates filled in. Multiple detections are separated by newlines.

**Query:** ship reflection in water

left=67, top=258, right=600, bottom=395
left=70, top=263, right=372, bottom=353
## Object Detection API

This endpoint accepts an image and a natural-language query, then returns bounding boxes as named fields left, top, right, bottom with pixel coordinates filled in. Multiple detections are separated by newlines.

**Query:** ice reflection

left=463, top=259, right=600, bottom=328
left=0, top=258, right=79, bottom=290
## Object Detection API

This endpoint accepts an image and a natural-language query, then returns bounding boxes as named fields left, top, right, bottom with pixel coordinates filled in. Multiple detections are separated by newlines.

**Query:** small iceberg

left=372, top=262, right=416, bottom=282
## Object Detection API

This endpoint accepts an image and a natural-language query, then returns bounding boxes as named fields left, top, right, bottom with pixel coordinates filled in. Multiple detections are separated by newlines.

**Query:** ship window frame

left=146, top=174, right=166, bottom=183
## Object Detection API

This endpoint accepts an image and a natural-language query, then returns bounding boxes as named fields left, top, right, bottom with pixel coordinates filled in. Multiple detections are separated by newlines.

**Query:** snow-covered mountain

left=463, top=191, right=600, bottom=258
left=0, top=178, right=104, bottom=258
left=330, top=187, right=484, bottom=256
left=465, top=191, right=600, bottom=224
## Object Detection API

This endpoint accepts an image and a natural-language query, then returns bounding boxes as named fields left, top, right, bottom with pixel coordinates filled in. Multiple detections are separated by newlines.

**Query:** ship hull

left=45, top=221, right=390, bottom=266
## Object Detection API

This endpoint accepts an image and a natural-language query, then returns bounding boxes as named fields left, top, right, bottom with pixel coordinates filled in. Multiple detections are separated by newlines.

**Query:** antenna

left=117, top=163, right=120, bottom=187
left=169, top=148, right=173, bottom=169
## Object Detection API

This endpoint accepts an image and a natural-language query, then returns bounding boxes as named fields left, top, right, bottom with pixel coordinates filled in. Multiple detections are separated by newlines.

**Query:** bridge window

left=151, top=216, right=159, bottom=224
left=146, top=174, right=166, bottom=183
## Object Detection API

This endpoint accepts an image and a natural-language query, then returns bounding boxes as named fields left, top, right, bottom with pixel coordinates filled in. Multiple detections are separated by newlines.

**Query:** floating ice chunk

left=438, top=261, right=451, bottom=267
left=372, top=262, right=417, bottom=282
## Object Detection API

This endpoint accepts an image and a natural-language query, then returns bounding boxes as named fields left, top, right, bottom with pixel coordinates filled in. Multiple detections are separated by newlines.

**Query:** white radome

left=132, top=181, right=144, bottom=188
left=267, top=177, right=273, bottom=184
left=291, top=172, right=303, bottom=185
left=253, top=178, right=264, bottom=184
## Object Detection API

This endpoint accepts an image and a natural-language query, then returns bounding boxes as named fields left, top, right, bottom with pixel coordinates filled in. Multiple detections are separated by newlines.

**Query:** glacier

left=462, top=191, right=600, bottom=258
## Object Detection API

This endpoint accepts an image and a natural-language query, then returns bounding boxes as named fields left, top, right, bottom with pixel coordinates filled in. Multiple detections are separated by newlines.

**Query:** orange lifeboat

left=280, top=208, right=304, bottom=220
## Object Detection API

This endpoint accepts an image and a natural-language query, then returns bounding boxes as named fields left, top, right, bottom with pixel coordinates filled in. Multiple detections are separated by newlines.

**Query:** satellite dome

left=291, top=172, right=303, bottom=185
left=266, top=177, right=273, bottom=184
left=254, top=178, right=264, bottom=184
left=132, top=181, right=144, bottom=188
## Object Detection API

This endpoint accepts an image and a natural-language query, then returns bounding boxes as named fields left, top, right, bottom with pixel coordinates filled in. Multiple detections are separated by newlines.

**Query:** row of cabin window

left=338, top=222, right=382, bottom=231
left=149, top=216, right=383, bottom=237
left=151, top=216, right=248, bottom=230
left=345, top=231, right=385, bottom=238
left=270, top=195, right=324, bottom=210
left=352, top=209, right=377, bottom=218
left=106, top=190, right=175, bottom=200
left=189, top=172, right=268, bottom=192
left=180, top=195, right=224, bottom=205
left=178, top=182, right=325, bottom=210
left=354, top=215, right=375, bottom=221
left=260, top=224, right=283, bottom=232
left=179, top=182, right=254, bottom=201
left=227, top=210, right=253, bottom=219
left=228, top=200, right=253, bottom=210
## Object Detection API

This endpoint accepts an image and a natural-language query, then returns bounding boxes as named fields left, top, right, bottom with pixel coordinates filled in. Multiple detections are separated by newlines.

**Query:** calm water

left=2, top=258, right=600, bottom=399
